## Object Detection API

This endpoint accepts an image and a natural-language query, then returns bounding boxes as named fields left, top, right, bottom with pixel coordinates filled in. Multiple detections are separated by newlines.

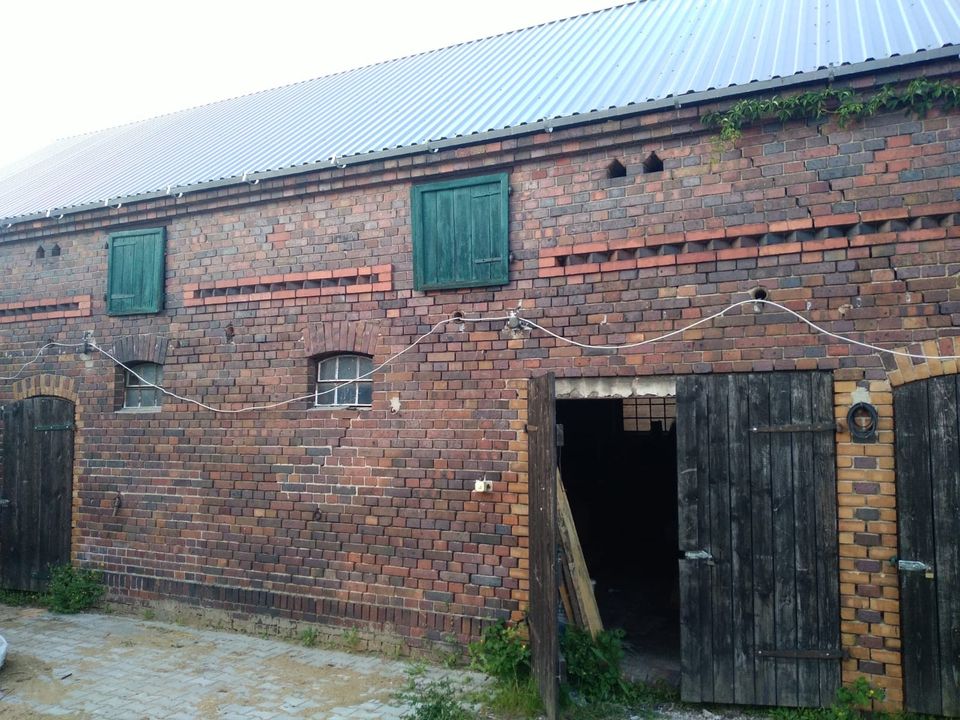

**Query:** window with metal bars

left=622, top=396, right=675, bottom=432
left=314, top=354, right=373, bottom=407
left=123, top=362, right=163, bottom=409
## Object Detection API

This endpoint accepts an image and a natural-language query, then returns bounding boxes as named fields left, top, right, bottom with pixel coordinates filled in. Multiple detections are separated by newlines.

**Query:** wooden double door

left=0, top=396, right=75, bottom=591
left=528, top=372, right=841, bottom=717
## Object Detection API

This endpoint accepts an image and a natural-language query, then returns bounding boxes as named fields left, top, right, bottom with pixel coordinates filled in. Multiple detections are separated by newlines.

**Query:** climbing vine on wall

left=702, top=78, right=960, bottom=142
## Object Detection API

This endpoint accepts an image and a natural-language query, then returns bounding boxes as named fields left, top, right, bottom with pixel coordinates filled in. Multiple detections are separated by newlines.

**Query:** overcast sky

left=0, top=0, right=620, bottom=171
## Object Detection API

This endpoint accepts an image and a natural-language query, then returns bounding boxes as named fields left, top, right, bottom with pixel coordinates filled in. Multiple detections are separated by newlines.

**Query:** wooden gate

left=0, top=396, right=75, bottom=591
left=528, top=373, right=559, bottom=720
left=894, top=376, right=960, bottom=717
left=676, top=373, right=840, bottom=707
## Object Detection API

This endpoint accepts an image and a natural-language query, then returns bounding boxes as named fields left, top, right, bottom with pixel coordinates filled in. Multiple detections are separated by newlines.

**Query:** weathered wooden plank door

left=0, top=397, right=74, bottom=591
left=676, top=373, right=840, bottom=707
left=528, top=373, right=559, bottom=720
left=894, top=376, right=960, bottom=717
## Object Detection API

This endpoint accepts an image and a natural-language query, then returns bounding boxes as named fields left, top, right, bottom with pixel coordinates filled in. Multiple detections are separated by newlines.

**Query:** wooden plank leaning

left=556, top=470, right=603, bottom=638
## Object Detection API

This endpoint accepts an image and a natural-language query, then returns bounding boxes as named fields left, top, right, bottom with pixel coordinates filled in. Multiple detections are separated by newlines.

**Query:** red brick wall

left=1, top=59, right=960, bottom=702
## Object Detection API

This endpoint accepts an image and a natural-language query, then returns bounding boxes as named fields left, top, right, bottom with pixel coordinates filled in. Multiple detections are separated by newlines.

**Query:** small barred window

left=124, top=362, right=163, bottom=409
left=315, top=354, right=373, bottom=407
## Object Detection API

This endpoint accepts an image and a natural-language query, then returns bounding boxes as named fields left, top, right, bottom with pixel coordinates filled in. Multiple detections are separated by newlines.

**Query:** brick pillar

left=835, top=370, right=901, bottom=709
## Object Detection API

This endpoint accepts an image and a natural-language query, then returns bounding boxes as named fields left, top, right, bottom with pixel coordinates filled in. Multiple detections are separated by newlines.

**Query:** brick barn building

left=2, top=0, right=960, bottom=714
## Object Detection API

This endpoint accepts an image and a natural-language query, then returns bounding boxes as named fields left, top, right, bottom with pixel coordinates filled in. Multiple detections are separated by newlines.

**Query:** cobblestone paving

left=0, top=606, right=485, bottom=719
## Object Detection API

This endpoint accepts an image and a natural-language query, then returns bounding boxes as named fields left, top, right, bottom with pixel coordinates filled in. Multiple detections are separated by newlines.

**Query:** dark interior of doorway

left=556, top=397, right=680, bottom=687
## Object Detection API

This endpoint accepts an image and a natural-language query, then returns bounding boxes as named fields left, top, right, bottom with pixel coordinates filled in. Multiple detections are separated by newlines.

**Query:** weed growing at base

left=45, top=565, right=105, bottom=614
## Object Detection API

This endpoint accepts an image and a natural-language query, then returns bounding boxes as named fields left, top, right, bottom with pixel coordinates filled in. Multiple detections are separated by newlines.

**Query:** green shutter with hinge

left=106, top=228, right=165, bottom=315
left=412, top=173, right=508, bottom=291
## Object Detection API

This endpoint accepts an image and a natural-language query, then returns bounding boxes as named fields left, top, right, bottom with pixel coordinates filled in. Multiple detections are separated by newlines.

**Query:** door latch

left=684, top=549, right=715, bottom=565
left=897, top=559, right=935, bottom=579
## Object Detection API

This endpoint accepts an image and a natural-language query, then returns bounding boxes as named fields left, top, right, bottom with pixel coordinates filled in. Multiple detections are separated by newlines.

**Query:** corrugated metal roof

left=2, top=0, right=959, bottom=223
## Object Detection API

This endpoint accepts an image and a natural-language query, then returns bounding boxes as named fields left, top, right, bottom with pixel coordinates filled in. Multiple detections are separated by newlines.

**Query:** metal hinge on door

left=757, top=648, right=844, bottom=660
left=683, top=549, right=715, bottom=565
left=34, top=422, right=73, bottom=431
left=750, top=422, right=837, bottom=433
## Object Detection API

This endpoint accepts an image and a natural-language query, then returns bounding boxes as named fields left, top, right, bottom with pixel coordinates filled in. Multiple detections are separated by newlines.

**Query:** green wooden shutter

left=107, top=228, right=165, bottom=315
left=412, top=173, right=508, bottom=290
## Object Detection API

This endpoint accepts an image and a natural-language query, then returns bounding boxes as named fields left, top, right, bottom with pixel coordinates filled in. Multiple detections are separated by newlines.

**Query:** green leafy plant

left=624, top=678, right=680, bottom=706
left=769, top=677, right=887, bottom=720
left=561, top=626, right=628, bottom=703
left=398, top=676, right=476, bottom=720
left=703, top=79, right=960, bottom=143
left=834, top=677, right=886, bottom=720
left=300, top=627, right=318, bottom=648
left=467, top=621, right=541, bottom=717
left=482, top=678, right=544, bottom=718
left=468, top=621, right=531, bottom=685
left=0, top=588, right=44, bottom=607
left=45, top=564, right=105, bottom=613
left=341, top=626, right=361, bottom=651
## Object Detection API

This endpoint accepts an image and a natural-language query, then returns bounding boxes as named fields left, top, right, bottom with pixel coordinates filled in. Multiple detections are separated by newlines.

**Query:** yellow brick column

left=834, top=370, right=901, bottom=709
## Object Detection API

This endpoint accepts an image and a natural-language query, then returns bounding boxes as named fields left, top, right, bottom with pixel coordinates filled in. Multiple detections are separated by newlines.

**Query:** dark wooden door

left=1, top=396, right=74, bottom=591
left=676, top=373, right=840, bottom=707
left=528, top=373, right=559, bottom=720
left=894, top=376, right=960, bottom=717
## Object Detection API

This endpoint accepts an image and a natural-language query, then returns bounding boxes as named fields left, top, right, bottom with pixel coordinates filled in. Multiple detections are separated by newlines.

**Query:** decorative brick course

left=0, top=295, right=91, bottom=324
left=540, top=208, right=960, bottom=278
left=183, top=266, right=393, bottom=307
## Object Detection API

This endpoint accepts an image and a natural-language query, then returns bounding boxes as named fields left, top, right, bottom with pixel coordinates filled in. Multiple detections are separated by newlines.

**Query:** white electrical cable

left=4, top=298, right=960, bottom=413
left=0, top=341, right=87, bottom=381
left=520, top=298, right=960, bottom=360
left=88, top=315, right=513, bottom=414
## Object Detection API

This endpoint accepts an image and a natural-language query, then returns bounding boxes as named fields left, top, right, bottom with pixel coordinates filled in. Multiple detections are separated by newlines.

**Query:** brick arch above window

left=109, top=334, right=169, bottom=366
left=12, top=373, right=78, bottom=402
left=302, top=320, right=382, bottom=359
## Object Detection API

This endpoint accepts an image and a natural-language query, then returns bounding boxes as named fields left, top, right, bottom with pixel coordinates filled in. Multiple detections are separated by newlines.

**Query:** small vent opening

left=642, top=151, right=664, bottom=174
left=50, top=244, right=61, bottom=257
left=35, top=245, right=45, bottom=259
left=607, top=159, right=627, bottom=179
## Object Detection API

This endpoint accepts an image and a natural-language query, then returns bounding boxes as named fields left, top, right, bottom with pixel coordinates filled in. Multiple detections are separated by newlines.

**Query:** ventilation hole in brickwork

left=750, top=287, right=769, bottom=301
left=816, top=226, right=845, bottom=240
left=35, top=245, right=45, bottom=259
left=849, top=223, right=878, bottom=236
left=50, top=244, right=61, bottom=257
left=912, top=216, right=938, bottom=230
left=642, top=151, right=664, bottom=174
left=607, top=159, right=627, bottom=178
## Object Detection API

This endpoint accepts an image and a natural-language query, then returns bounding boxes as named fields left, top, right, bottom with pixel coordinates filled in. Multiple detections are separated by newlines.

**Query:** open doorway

left=556, top=395, right=680, bottom=686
